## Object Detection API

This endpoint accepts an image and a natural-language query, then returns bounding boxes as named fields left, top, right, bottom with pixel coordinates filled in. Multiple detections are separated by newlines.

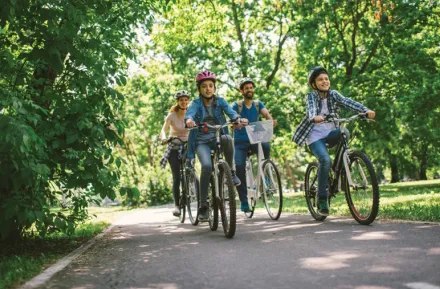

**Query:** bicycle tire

left=208, top=176, right=219, bottom=231
left=179, top=192, right=186, bottom=223
left=244, top=160, right=256, bottom=218
left=261, top=159, right=282, bottom=220
left=186, top=169, right=200, bottom=226
left=304, top=162, right=327, bottom=221
left=244, top=198, right=255, bottom=218
left=218, top=161, right=236, bottom=238
left=343, top=151, right=380, bottom=225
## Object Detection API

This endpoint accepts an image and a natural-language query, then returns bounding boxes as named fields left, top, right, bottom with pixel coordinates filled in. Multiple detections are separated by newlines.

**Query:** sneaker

left=198, top=204, right=209, bottom=222
left=173, top=206, right=180, bottom=217
left=231, top=170, right=241, bottom=186
left=317, top=197, right=329, bottom=216
left=241, top=202, right=251, bottom=212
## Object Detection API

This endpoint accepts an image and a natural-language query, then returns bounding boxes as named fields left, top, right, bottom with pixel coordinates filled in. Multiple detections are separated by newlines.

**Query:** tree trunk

left=285, top=160, right=297, bottom=191
left=419, top=143, right=429, bottom=180
left=390, top=154, right=399, bottom=183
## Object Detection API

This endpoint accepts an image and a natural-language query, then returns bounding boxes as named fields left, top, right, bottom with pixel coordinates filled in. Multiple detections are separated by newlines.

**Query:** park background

left=1, top=0, right=439, bottom=242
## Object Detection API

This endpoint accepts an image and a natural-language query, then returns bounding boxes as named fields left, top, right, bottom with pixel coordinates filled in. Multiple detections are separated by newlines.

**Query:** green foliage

left=0, top=220, right=109, bottom=289
left=0, top=0, right=158, bottom=240
left=118, top=0, right=439, bottom=198
left=1, top=0, right=439, bottom=239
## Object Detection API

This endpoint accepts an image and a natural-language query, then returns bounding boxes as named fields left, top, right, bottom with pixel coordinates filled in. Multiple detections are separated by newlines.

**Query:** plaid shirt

left=292, top=90, right=369, bottom=146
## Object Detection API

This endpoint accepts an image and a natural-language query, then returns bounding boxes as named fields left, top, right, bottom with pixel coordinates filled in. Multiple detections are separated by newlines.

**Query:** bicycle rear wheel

left=186, top=169, right=199, bottom=226
left=344, top=151, right=379, bottom=225
left=304, top=162, right=326, bottom=221
left=261, top=160, right=282, bottom=220
left=208, top=176, right=219, bottom=231
left=218, top=161, right=236, bottom=238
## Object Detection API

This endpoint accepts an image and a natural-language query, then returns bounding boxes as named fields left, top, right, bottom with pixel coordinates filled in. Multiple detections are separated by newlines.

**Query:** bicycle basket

left=245, top=120, right=273, bottom=144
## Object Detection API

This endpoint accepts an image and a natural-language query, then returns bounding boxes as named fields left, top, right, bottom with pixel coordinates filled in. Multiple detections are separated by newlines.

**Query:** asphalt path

left=38, top=207, right=440, bottom=289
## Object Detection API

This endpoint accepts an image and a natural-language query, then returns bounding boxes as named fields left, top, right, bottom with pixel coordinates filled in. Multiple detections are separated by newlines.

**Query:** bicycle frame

left=208, top=123, right=229, bottom=201
left=246, top=141, right=272, bottom=200
left=188, top=122, right=232, bottom=201
left=325, top=114, right=372, bottom=195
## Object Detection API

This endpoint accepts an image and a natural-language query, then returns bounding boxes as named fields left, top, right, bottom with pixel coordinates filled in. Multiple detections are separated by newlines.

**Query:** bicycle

left=164, top=137, right=199, bottom=225
left=243, top=120, right=283, bottom=220
left=304, top=113, right=380, bottom=225
left=188, top=121, right=239, bottom=238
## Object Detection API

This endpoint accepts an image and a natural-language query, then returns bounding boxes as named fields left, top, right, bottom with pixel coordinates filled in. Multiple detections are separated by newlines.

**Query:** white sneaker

left=173, top=206, right=180, bottom=217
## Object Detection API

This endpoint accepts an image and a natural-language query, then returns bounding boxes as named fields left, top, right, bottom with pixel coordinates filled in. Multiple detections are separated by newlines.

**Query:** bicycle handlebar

left=320, top=113, right=375, bottom=124
left=186, top=118, right=246, bottom=131
left=164, top=136, right=187, bottom=144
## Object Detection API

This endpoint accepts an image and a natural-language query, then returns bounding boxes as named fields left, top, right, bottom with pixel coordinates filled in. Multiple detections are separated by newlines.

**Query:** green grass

left=279, top=179, right=440, bottom=222
left=0, top=207, right=125, bottom=289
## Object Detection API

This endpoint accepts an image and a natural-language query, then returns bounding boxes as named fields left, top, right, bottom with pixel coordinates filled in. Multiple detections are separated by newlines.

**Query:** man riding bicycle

left=232, top=77, right=277, bottom=213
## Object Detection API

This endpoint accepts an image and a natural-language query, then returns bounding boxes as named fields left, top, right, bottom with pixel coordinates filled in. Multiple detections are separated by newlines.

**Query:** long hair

left=169, top=104, right=181, bottom=113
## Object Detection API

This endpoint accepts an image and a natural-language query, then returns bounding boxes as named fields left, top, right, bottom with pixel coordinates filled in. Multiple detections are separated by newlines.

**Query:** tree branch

left=231, top=1, right=248, bottom=77
left=332, top=8, right=350, bottom=70
left=359, top=40, right=379, bottom=74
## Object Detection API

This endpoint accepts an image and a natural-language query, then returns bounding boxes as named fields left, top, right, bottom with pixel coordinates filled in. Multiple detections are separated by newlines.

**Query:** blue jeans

left=234, top=141, right=270, bottom=204
left=196, top=135, right=234, bottom=206
left=309, top=128, right=345, bottom=199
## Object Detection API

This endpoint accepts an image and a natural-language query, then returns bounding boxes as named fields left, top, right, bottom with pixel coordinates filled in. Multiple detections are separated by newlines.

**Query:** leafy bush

left=0, top=1, right=155, bottom=240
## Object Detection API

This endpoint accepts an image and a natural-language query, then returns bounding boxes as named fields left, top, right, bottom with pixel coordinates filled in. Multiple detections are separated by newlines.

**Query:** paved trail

left=38, top=207, right=440, bottom=289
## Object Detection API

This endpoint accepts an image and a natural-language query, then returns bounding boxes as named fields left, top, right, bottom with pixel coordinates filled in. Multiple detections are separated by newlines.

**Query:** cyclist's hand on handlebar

left=161, top=138, right=168, bottom=145
left=232, top=118, right=248, bottom=129
left=272, top=119, right=278, bottom=127
left=186, top=119, right=196, bottom=128
left=313, top=115, right=325, bottom=123
left=366, top=110, right=376, bottom=119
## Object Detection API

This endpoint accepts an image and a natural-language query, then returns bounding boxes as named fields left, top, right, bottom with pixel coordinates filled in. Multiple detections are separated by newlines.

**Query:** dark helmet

left=195, top=70, right=216, bottom=87
left=174, top=90, right=190, bottom=100
left=239, top=77, right=255, bottom=90
left=307, top=66, right=328, bottom=88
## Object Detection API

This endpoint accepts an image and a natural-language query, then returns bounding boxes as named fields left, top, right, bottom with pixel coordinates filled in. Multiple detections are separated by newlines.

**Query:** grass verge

left=0, top=206, right=126, bottom=289
left=279, top=179, right=440, bottom=222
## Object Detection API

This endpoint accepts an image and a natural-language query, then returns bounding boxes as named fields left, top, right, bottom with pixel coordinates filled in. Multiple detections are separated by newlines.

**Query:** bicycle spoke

left=305, top=162, right=326, bottom=221
left=186, top=170, right=200, bottom=226
left=262, top=160, right=282, bottom=220
left=344, top=151, right=379, bottom=225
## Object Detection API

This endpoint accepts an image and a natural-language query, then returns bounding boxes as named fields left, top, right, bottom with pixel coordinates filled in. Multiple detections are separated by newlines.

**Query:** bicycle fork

left=342, top=150, right=369, bottom=190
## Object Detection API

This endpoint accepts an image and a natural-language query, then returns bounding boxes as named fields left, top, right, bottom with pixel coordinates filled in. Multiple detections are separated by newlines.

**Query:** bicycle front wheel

left=304, top=162, right=326, bottom=221
left=208, top=176, right=219, bottom=231
left=179, top=192, right=186, bottom=223
left=218, top=161, right=236, bottom=238
left=186, top=169, right=199, bottom=226
left=344, top=151, right=380, bottom=225
left=261, top=159, right=282, bottom=220
left=244, top=162, right=256, bottom=219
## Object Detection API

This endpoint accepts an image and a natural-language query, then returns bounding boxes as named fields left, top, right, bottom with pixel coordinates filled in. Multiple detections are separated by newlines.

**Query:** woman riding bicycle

left=160, top=90, right=190, bottom=217
left=292, top=66, right=376, bottom=216
left=185, top=70, right=248, bottom=221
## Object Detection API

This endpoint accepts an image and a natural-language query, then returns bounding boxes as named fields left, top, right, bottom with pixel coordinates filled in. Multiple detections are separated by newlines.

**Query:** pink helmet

left=196, top=70, right=216, bottom=86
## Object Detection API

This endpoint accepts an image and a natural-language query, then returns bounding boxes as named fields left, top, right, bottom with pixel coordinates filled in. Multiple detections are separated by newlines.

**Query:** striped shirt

left=292, top=90, right=369, bottom=146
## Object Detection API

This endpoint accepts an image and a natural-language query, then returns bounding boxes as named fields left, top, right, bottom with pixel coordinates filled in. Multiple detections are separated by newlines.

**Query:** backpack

left=237, top=100, right=260, bottom=115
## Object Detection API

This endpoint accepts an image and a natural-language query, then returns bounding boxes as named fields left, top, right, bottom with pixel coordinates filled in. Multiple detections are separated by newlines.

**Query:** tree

left=0, top=0, right=157, bottom=240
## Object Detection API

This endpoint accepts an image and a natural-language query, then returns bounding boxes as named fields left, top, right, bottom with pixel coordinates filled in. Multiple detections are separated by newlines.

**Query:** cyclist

left=232, top=77, right=277, bottom=212
left=185, top=70, right=248, bottom=221
left=292, top=66, right=376, bottom=216
left=160, top=90, right=190, bottom=217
